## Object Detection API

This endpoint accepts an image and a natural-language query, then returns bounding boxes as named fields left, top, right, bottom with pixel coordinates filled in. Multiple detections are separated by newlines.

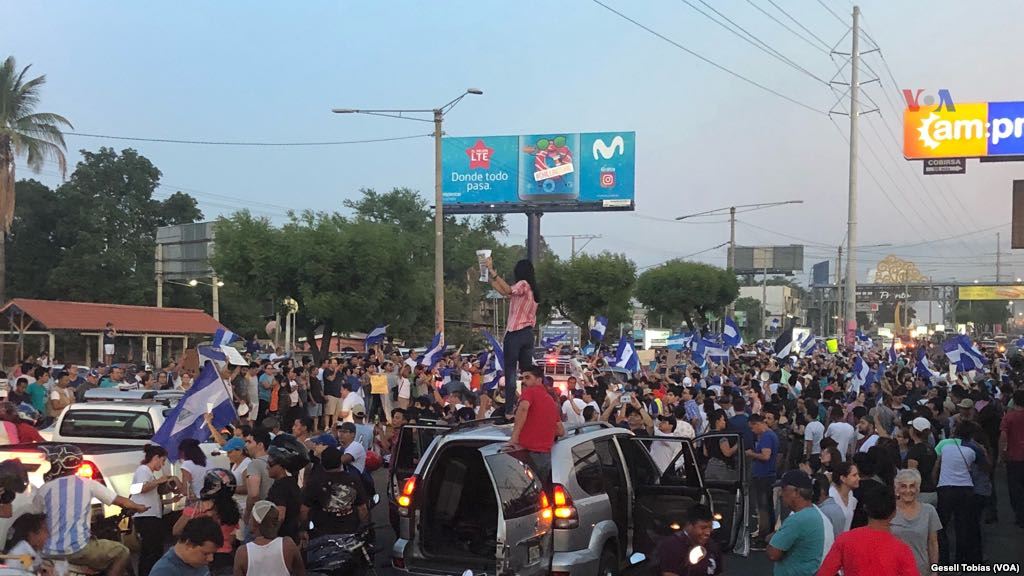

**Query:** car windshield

left=59, top=409, right=154, bottom=440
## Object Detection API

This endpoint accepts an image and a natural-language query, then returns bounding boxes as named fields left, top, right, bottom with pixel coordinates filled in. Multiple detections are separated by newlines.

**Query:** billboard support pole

left=843, top=5, right=861, bottom=346
left=155, top=244, right=163, bottom=366
left=527, top=212, right=543, bottom=264
left=434, top=108, right=445, bottom=336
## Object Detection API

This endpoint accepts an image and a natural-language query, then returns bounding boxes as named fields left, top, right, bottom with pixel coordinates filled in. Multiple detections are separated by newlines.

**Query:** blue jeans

left=503, top=326, right=534, bottom=415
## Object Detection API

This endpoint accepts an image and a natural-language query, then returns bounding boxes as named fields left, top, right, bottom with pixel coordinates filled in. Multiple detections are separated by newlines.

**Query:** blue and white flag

left=481, top=329, right=505, bottom=372
left=699, top=338, right=730, bottom=364
left=723, top=317, right=743, bottom=348
left=915, top=348, right=940, bottom=382
left=851, top=355, right=871, bottom=394
left=798, top=332, right=816, bottom=355
left=590, top=316, right=608, bottom=342
left=479, top=350, right=502, bottom=391
left=152, top=363, right=236, bottom=461
left=887, top=341, right=898, bottom=365
left=943, top=335, right=986, bottom=372
left=666, top=332, right=692, bottom=351
left=213, top=328, right=240, bottom=347
left=420, top=332, right=445, bottom=369
left=614, top=336, right=640, bottom=374
left=542, top=332, right=568, bottom=348
left=1015, top=336, right=1024, bottom=349
left=365, top=324, right=388, bottom=346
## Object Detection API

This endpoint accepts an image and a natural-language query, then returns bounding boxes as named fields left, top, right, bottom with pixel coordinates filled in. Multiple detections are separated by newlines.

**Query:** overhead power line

left=742, top=0, right=830, bottom=54
left=64, top=131, right=433, bottom=147
left=762, top=0, right=835, bottom=51
left=590, top=0, right=827, bottom=114
left=815, top=0, right=848, bottom=26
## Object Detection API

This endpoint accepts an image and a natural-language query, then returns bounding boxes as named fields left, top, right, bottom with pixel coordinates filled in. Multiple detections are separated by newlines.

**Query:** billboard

left=904, top=101, right=1024, bottom=159
left=156, top=222, right=215, bottom=281
left=441, top=131, right=635, bottom=213
left=811, top=260, right=830, bottom=286
left=958, top=285, right=1024, bottom=301
left=734, top=245, right=804, bottom=275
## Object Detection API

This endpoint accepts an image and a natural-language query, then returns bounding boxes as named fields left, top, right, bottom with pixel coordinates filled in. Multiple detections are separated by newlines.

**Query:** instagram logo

left=600, top=168, right=616, bottom=188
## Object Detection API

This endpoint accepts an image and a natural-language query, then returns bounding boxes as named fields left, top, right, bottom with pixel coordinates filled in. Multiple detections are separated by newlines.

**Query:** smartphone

left=621, top=392, right=633, bottom=405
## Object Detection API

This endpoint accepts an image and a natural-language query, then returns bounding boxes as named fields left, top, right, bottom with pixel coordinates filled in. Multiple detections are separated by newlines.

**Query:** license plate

left=528, top=544, right=540, bottom=564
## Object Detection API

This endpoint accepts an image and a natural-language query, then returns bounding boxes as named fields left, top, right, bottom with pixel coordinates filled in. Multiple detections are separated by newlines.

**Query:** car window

left=571, top=441, right=604, bottom=496
left=59, top=410, right=153, bottom=439
left=631, top=437, right=697, bottom=486
left=484, top=452, right=544, bottom=519
left=594, top=438, right=626, bottom=493
left=616, top=435, right=659, bottom=487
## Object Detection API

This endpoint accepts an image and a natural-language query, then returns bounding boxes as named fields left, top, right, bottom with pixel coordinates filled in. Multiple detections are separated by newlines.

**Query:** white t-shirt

left=344, top=441, right=367, bottom=473
left=859, top=434, right=880, bottom=453
left=675, top=420, right=696, bottom=439
left=341, top=393, right=365, bottom=423
left=4, top=540, right=41, bottom=571
left=937, top=440, right=976, bottom=487
left=398, top=378, right=411, bottom=401
left=131, top=465, right=163, bottom=518
left=180, top=460, right=207, bottom=499
left=562, top=399, right=587, bottom=425
left=804, top=420, right=825, bottom=455
left=825, top=422, right=857, bottom=460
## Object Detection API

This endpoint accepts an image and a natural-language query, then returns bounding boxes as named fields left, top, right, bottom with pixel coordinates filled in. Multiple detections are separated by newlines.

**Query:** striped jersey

left=505, top=280, right=537, bottom=333
left=34, top=476, right=117, bottom=556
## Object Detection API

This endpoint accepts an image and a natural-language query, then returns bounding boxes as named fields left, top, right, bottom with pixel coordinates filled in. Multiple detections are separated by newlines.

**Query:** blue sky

left=5, top=0, right=1024, bottom=284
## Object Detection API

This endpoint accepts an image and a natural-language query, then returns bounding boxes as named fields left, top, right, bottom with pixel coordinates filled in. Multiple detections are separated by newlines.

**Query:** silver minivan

left=389, top=420, right=748, bottom=575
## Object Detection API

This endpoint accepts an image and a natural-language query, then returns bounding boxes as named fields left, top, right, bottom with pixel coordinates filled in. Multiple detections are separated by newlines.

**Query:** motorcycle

left=305, top=527, right=376, bottom=576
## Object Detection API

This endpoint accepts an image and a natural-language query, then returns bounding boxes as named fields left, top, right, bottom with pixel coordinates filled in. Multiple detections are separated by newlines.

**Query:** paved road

left=367, top=467, right=1024, bottom=575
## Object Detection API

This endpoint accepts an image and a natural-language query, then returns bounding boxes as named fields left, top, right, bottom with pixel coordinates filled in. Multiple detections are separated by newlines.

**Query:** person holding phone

left=485, top=257, right=540, bottom=419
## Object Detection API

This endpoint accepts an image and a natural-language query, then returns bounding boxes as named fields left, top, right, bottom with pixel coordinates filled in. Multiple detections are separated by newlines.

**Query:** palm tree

left=0, top=56, right=72, bottom=302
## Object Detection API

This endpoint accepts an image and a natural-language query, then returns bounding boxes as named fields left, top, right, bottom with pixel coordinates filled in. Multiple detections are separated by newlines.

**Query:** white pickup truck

left=0, top=389, right=229, bottom=544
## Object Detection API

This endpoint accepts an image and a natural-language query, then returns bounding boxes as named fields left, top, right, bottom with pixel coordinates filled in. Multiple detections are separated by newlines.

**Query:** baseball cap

left=338, top=422, right=356, bottom=434
left=774, top=470, right=813, bottom=490
left=351, top=404, right=366, bottom=418
left=223, top=438, right=246, bottom=452
left=251, top=500, right=277, bottom=523
left=911, top=417, right=931, bottom=432
left=311, top=433, right=338, bottom=448
left=958, top=399, right=974, bottom=409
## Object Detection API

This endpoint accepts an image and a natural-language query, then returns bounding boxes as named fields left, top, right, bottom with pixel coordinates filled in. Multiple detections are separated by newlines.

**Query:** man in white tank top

left=234, top=500, right=305, bottom=575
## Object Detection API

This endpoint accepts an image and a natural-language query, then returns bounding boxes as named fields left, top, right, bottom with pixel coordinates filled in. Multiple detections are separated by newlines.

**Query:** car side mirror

left=629, top=552, right=646, bottom=565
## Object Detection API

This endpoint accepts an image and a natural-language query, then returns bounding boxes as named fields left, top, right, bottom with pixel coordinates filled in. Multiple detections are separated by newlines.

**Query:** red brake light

left=76, top=461, right=98, bottom=480
left=540, top=491, right=552, bottom=520
left=547, top=356, right=557, bottom=365
left=397, top=475, right=417, bottom=512
left=551, top=484, right=578, bottom=528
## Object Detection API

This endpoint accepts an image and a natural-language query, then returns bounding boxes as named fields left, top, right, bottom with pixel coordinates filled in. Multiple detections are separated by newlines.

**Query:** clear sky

left=5, top=0, right=1024, bottom=285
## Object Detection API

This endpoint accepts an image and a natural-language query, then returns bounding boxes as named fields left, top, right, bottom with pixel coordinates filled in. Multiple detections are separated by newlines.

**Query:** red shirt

left=15, top=422, right=43, bottom=443
left=1001, top=407, right=1024, bottom=462
left=517, top=384, right=559, bottom=453
left=817, top=527, right=917, bottom=576
left=506, top=281, right=537, bottom=333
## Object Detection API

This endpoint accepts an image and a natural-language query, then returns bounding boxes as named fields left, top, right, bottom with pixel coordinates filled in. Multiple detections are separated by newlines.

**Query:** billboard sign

left=734, top=245, right=804, bottom=275
left=958, top=285, right=1024, bottom=301
left=156, top=222, right=215, bottom=282
left=441, top=131, right=635, bottom=213
left=923, top=158, right=966, bottom=175
left=811, top=260, right=830, bottom=286
left=904, top=100, right=1024, bottom=159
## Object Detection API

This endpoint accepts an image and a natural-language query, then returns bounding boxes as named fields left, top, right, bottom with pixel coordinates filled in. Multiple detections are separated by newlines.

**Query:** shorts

left=325, top=395, right=342, bottom=416
left=103, top=344, right=115, bottom=355
left=307, top=402, right=323, bottom=417
left=65, top=538, right=130, bottom=570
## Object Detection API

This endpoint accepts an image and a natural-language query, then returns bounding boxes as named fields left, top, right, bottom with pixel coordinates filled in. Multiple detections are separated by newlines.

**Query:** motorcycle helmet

left=15, top=403, right=41, bottom=427
left=267, top=433, right=310, bottom=474
left=364, top=450, right=382, bottom=473
left=199, top=468, right=236, bottom=500
left=0, top=459, right=29, bottom=504
left=39, top=444, right=83, bottom=482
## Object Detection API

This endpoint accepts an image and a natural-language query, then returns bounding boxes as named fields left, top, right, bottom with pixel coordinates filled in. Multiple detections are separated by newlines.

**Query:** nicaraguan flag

left=479, top=350, right=502, bottom=391
left=1015, top=336, right=1024, bottom=348
left=420, top=332, right=445, bottom=369
left=798, top=332, right=816, bottom=355
left=700, top=338, right=730, bottom=364
left=591, top=316, right=608, bottom=342
left=152, top=362, right=236, bottom=461
left=481, top=329, right=505, bottom=372
left=915, top=347, right=939, bottom=381
left=666, top=332, right=692, bottom=351
left=887, top=340, right=898, bottom=365
left=691, top=344, right=706, bottom=369
left=614, top=335, right=640, bottom=374
left=943, top=335, right=986, bottom=372
left=723, top=317, right=743, bottom=348
left=213, top=328, right=240, bottom=347
left=542, top=332, right=568, bottom=348
left=774, top=328, right=794, bottom=358
left=851, top=355, right=871, bottom=393
left=365, top=325, right=388, bottom=346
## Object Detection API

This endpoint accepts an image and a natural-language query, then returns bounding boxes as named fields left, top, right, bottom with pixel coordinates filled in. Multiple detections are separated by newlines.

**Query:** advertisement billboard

left=957, top=285, right=1024, bottom=301
left=904, top=101, right=1024, bottom=159
left=441, top=131, right=635, bottom=213
left=811, top=260, right=830, bottom=286
left=734, top=245, right=804, bottom=275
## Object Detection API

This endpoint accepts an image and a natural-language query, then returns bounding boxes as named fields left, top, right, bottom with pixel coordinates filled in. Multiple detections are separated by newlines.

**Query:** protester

left=1001, top=388, right=1024, bottom=528
left=149, top=516, right=223, bottom=576
left=748, top=413, right=780, bottom=547
left=890, top=468, right=941, bottom=576
left=816, top=483, right=918, bottom=576
left=485, top=257, right=539, bottom=417
left=132, top=444, right=181, bottom=576
left=509, top=365, right=564, bottom=483
left=767, top=470, right=829, bottom=576
left=657, top=503, right=723, bottom=576
left=234, top=500, right=305, bottom=576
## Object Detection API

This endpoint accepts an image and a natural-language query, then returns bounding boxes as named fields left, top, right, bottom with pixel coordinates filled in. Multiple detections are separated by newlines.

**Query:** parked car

left=388, top=420, right=747, bottom=575
left=0, top=388, right=228, bottom=545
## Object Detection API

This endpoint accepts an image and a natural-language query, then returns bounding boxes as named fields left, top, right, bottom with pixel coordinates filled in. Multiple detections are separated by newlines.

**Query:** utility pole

left=155, top=245, right=163, bottom=366
left=843, top=5, right=861, bottom=346
left=996, top=232, right=1002, bottom=282
left=433, top=108, right=444, bottom=335
left=728, top=206, right=737, bottom=271
left=836, top=245, right=843, bottom=337
left=761, top=264, right=768, bottom=340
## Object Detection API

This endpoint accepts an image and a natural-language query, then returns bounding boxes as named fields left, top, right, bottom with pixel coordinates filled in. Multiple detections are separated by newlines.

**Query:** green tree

left=0, top=56, right=72, bottom=301
left=734, top=296, right=763, bottom=341
left=955, top=300, right=1009, bottom=329
left=539, top=252, right=636, bottom=338
left=5, top=179, right=57, bottom=297
left=635, top=260, right=739, bottom=331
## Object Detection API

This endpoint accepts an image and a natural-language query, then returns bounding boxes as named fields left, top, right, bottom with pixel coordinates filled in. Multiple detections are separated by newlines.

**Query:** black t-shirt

left=657, top=530, right=723, bottom=576
left=302, top=468, right=368, bottom=537
left=322, top=369, right=341, bottom=397
left=267, top=475, right=303, bottom=541
left=905, top=441, right=937, bottom=492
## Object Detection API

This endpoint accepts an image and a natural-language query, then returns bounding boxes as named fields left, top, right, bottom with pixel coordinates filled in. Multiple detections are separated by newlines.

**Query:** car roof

left=436, top=421, right=629, bottom=445
left=67, top=402, right=160, bottom=412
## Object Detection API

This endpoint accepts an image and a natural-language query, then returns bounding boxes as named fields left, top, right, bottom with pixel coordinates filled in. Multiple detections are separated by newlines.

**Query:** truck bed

left=0, top=441, right=142, bottom=455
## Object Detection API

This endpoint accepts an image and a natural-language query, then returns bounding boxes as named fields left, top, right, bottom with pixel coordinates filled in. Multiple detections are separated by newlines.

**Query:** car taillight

left=547, top=356, right=557, bottom=365
left=540, top=490, right=552, bottom=520
left=397, top=475, right=417, bottom=515
left=551, top=484, right=578, bottom=529
left=76, top=461, right=101, bottom=481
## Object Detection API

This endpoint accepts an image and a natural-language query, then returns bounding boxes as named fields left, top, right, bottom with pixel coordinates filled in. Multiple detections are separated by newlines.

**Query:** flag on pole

left=364, top=325, right=388, bottom=347
left=887, top=340, right=898, bottom=365
left=667, top=332, right=692, bottom=351
left=542, top=332, right=568, bottom=348
left=943, top=335, right=986, bottom=372
left=590, top=316, right=608, bottom=342
left=723, top=317, right=743, bottom=348
left=851, top=355, right=870, bottom=394
left=420, top=332, right=445, bottom=369
left=798, top=332, right=817, bottom=355
left=774, top=328, right=794, bottom=358
left=699, top=338, right=730, bottom=364
left=213, top=328, right=240, bottom=348
left=479, top=350, right=502, bottom=391
left=915, top=347, right=939, bottom=381
left=614, top=336, right=640, bottom=374
left=152, top=363, right=237, bottom=461
left=481, top=330, right=505, bottom=372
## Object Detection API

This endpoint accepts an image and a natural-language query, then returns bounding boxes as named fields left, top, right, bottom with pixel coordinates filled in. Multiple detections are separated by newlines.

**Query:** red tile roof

left=0, top=299, right=223, bottom=335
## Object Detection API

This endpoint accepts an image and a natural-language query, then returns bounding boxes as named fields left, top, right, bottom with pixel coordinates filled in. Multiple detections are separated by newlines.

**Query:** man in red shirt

left=817, top=483, right=917, bottom=576
left=1001, top=389, right=1024, bottom=528
left=509, top=366, right=564, bottom=484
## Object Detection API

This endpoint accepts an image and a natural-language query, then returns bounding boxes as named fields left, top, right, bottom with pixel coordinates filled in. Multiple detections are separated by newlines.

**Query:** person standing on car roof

left=657, top=503, right=723, bottom=576
left=508, top=365, right=564, bottom=484
left=484, top=257, right=539, bottom=418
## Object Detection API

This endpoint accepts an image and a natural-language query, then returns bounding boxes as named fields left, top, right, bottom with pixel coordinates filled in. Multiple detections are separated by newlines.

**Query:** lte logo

left=466, top=139, right=493, bottom=170
left=903, top=88, right=956, bottom=112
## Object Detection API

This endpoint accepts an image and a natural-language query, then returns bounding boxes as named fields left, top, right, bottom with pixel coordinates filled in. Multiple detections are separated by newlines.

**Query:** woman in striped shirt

left=486, top=257, right=540, bottom=418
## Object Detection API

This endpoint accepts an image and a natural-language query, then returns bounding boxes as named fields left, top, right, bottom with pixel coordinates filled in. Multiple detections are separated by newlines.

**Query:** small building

left=0, top=298, right=223, bottom=367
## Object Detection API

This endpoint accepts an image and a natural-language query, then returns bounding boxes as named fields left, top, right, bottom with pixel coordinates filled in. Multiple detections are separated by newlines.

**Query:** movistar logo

left=593, top=135, right=625, bottom=160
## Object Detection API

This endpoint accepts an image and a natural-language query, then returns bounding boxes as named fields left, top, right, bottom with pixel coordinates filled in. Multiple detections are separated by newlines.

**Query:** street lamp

left=168, top=277, right=224, bottom=320
left=333, top=88, right=483, bottom=335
